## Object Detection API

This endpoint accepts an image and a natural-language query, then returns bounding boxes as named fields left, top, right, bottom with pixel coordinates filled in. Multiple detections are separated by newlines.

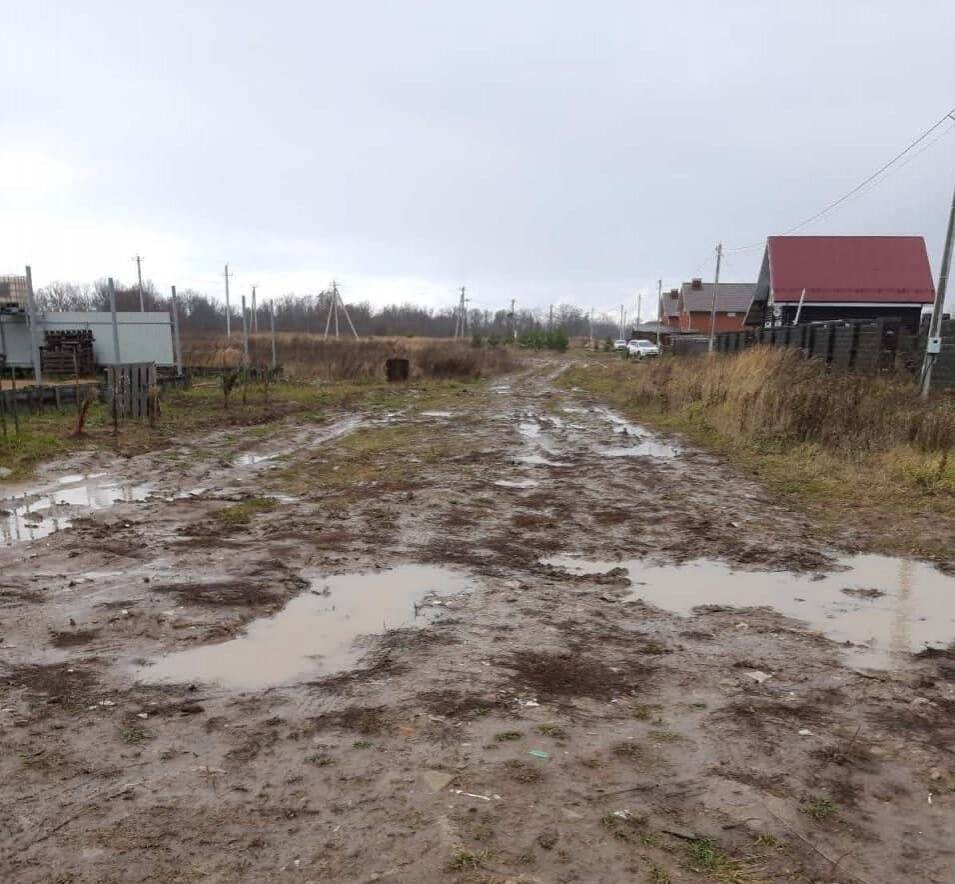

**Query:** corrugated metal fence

left=673, top=318, right=951, bottom=387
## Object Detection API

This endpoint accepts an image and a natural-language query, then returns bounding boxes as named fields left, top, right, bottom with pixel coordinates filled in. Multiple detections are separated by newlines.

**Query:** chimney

left=691, top=278, right=703, bottom=290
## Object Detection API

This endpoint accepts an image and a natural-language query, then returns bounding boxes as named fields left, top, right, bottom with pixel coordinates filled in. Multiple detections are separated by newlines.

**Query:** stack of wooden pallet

left=40, top=329, right=96, bottom=375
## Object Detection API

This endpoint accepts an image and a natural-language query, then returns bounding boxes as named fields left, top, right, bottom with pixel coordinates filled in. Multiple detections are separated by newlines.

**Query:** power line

left=725, top=104, right=955, bottom=254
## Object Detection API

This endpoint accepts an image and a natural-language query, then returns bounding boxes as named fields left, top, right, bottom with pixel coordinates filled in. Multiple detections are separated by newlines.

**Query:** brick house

left=678, top=279, right=755, bottom=333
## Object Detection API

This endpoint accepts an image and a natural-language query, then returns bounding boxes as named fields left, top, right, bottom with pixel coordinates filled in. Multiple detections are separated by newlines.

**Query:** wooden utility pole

left=619, top=305, right=624, bottom=340
left=133, top=254, right=145, bottom=311
left=224, top=264, right=233, bottom=338
left=921, top=180, right=955, bottom=397
left=708, top=243, right=723, bottom=354
left=251, top=285, right=259, bottom=334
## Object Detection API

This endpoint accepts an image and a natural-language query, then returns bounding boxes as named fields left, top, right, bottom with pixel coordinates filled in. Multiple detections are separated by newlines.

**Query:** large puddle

left=0, top=473, right=152, bottom=546
left=544, top=554, right=955, bottom=669
left=591, top=407, right=681, bottom=459
left=138, top=564, right=474, bottom=690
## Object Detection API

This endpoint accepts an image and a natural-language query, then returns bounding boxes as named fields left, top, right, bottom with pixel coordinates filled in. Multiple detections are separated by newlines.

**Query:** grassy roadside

left=0, top=376, right=485, bottom=482
left=559, top=349, right=955, bottom=561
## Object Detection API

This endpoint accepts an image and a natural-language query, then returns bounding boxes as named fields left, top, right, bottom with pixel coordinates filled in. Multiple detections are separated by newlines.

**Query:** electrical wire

left=724, top=105, right=955, bottom=254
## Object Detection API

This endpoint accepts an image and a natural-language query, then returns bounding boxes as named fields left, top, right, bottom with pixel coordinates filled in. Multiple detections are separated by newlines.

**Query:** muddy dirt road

left=1, top=360, right=953, bottom=883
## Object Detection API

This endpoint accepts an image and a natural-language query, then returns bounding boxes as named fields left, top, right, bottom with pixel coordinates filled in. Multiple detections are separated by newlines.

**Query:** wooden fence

left=105, top=363, right=158, bottom=419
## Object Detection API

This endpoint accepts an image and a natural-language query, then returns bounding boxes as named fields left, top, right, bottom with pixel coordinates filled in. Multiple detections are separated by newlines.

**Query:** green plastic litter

left=529, top=749, right=550, bottom=760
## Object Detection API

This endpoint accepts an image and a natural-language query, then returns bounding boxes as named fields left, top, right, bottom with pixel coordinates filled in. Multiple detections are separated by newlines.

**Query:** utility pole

left=510, top=298, right=517, bottom=341
left=708, top=243, right=723, bottom=354
left=921, top=180, right=955, bottom=397
left=251, top=285, right=259, bottom=334
left=108, top=277, right=121, bottom=365
left=322, top=281, right=359, bottom=339
left=170, top=285, right=183, bottom=376
left=24, top=265, right=42, bottom=386
left=224, top=264, right=233, bottom=338
left=619, top=305, right=624, bottom=340
left=240, top=294, right=250, bottom=366
left=637, top=293, right=642, bottom=329
left=656, top=279, right=663, bottom=347
left=133, top=254, right=145, bottom=311
left=589, top=308, right=594, bottom=349
left=270, top=300, right=277, bottom=370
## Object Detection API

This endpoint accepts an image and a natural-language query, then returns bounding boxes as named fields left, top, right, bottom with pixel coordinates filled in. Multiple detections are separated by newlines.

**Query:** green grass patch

left=494, top=730, right=523, bottom=742
left=213, top=496, right=278, bottom=526
left=802, top=795, right=839, bottom=823
left=685, top=838, right=750, bottom=881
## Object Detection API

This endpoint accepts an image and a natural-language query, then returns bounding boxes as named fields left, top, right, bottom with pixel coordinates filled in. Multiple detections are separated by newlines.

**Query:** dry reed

left=180, top=334, right=516, bottom=381
left=610, top=347, right=955, bottom=457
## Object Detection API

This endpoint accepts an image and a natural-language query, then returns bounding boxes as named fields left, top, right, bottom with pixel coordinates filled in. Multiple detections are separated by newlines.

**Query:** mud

left=1, top=359, right=953, bottom=883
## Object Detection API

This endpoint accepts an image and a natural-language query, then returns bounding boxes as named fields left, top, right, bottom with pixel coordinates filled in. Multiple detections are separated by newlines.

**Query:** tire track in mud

left=2, top=359, right=954, bottom=884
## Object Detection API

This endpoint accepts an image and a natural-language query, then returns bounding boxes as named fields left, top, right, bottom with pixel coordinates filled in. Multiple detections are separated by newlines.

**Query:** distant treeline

left=34, top=279, right=621, bottom=340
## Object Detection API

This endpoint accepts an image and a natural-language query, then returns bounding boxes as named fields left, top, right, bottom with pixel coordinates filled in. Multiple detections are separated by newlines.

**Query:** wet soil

left=1, top=359, right=953, bottom=883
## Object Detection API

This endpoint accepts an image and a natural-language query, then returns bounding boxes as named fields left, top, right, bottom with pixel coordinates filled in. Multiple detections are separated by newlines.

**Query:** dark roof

left=680, top=281, right=755, bottom=313
left=767, top=236, right=935, bottom=304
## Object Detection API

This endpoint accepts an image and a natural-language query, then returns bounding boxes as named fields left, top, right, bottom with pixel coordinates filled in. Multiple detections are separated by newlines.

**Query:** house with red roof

left=743, top=236, right=935, bottom=331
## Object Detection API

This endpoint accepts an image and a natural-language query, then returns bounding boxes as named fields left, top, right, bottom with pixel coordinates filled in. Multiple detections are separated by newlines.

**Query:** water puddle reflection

left=235, top=452, right=279, bottom=466
left=495, top=478, right=540, bottom=489
left=516, top=454, right=570, bottom=467
left=138, top=565, right=474, bottom=689
left=597, top=441, right=681, bottom=459
left=0, top=474, right=152, bottom=546
left=543, top=554, right=955, bottom=669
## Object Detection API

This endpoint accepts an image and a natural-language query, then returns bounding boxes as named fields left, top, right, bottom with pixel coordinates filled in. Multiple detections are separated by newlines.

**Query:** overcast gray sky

left=4, top=1, right=955, bottom=317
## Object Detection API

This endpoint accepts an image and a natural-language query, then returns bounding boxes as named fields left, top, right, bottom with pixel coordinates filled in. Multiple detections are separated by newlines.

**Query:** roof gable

left=680, top=281, right=756, bottom=313
left=767, top=236, right=935, bottom=304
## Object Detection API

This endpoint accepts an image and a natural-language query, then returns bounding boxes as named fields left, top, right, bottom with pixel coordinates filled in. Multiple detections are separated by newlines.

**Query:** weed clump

left=802, top=795, right=839, bottom=822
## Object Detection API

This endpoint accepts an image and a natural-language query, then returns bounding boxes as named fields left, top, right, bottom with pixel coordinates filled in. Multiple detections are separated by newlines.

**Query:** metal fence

left=673, top=318, right=952, bottom=387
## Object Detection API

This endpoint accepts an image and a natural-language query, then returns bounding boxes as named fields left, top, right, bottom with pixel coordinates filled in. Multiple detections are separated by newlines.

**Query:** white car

left=613, top=339, right=629, bottom=351
left=627, top=339, right=661, bottom=359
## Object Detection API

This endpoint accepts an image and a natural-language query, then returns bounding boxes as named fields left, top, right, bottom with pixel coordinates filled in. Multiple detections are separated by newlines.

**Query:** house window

left=726, top=312, right=736, bottom=317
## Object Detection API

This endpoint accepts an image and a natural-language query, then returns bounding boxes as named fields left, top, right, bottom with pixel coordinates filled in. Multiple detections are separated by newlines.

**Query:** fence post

left=9, top=366, right=19, bottom=436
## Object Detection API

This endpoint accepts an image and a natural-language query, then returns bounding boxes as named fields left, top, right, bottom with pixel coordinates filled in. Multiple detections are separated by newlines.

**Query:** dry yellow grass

left=181, top=333, right=516, bottom=380
left=561, top=347, right=955, bottom=557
